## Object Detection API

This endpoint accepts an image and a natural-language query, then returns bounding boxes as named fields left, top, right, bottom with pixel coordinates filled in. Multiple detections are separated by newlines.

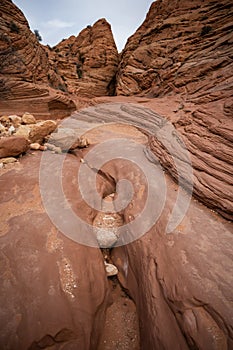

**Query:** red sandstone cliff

left=116, top=0, right=233, bottom=219
left=49, top=19, right=119, bottom=97
left=0, top=0, right=119, bottom=117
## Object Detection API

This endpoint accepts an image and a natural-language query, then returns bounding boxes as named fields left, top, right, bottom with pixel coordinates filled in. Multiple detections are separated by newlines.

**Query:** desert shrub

left=34, top=29, right=42, bottom=42
left=9, top=21, right=20, bottom=33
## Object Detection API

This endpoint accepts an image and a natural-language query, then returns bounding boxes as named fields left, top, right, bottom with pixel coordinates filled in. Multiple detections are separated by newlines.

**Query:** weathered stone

left=30, top=143, right=41, bottom=150
left=0, top=1, right=76, bottom=119
left=9, top=115, right=22, bottom=128
left=48, top=128, right=89, bottom=151
left=0, top=136, right=29, bottom=158
left=44, top=143, right=62, bottom=153
left=29, top=120, right=57, bottom=143
left=49, top=19, right=119, bottom=97
left=0, top=123, right=6, bottom=134
left=15, top=124, right=31, bottom=139
left=22, top=112, right=36, bottom=124
left=8, top=125, right=15, bottom=135
left=104, top=262, right=118, bottom=277
left=0, top=116, right=10, bottom=127
left=1, top=157, right=17, bottom=164
left=0, top=152, right=110, bottom=350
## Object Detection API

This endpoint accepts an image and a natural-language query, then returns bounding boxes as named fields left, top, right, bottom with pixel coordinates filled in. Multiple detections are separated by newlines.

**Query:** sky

left=13, top=0, right=154, bottom=51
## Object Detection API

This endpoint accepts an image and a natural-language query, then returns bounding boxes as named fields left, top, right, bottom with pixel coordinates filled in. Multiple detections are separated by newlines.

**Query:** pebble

left=0, top=162, right=3, bottom=169
left=95, top=228, right=118, bottom=248
left=104, top=262, right=118, bottom=277
left=0, top=157, right=17, bottom=164
left=30, top=143, right=41, bottom=150
left=44, top=143, right=62, bottom=154
left=8, top=125, right=15, bottom=135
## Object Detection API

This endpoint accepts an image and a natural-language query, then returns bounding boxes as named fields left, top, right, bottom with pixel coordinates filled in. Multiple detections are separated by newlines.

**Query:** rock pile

left=0, top=112, right=90, bottom=167
left=0, top=112, right=56, bottom=165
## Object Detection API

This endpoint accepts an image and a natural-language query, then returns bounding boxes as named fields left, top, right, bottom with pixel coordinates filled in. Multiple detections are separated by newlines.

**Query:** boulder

left=0, top=136, right=29, bottom=158
left=15, top=125, right=31, bottom=139
left=22, top=112, right=36, bottom=124
left=48, top=128, right=89, bottom=151
left=29, top=120, right=57, bottom=143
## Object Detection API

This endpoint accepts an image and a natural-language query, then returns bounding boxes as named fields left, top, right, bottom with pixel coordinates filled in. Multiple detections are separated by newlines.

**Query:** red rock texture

left=0, top=135, right=29, bottom=157
left=0, top=152, right=110, bottom=350
left=71, top=100, right=233, bottom=220
left=0, top=0, right=75, bottom=118
left=49, top=19, right=119, bottom=97
left=112, top=173, right=233, bottom=349
left=116, top=0, right=233, bottom=98
left=0, top=109, right=232, bottom=349
left=114, top=0, right=233, bottom=219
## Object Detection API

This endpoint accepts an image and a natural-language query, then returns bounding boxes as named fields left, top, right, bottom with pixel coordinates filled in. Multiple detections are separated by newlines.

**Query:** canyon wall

left=116, top=0, right=233, bottom=219
left=0, top=0, right=119, bottom=118
left=49, top=19, right=119, bottom=97
left=0, top=0, right=76, bottom=118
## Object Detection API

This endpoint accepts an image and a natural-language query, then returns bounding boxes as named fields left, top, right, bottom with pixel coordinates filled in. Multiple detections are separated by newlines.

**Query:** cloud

left=44, top=19, right=75, bottom=29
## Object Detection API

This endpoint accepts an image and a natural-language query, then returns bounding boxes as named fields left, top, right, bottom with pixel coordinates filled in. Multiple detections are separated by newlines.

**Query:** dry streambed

left=0, top=104, right=232, bottom=349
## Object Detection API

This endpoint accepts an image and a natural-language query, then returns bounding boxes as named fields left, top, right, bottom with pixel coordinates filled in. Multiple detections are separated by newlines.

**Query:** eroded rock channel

left=0, top=104, right=232, bottom=350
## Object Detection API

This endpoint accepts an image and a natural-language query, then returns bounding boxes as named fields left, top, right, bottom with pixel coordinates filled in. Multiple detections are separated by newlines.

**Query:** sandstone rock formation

left=0, top=152, right=110, bottom=350
left=0, top=0, right=74, bottom=118
left=0, top=0, right=232, bottom=349
left=0, top=0, right=119, bottom=116
left=115, top=0, right=233, bottom=220
left=48, top=19, right=119, bottom=97
left=0, top=135, right=29, bottom=157
left=116, top=0, right=233, bottom=97
left=0, top=104, right=232, bottom=350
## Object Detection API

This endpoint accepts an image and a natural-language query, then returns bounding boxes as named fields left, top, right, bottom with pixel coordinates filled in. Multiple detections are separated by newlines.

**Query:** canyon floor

left=0, top=98, right=232, bottom=349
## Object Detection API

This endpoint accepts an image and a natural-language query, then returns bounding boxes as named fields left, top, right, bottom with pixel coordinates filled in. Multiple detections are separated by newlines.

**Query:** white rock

left=0, top=162, right=3, bottom=169
left=30, top=143, right=41, bottom=150
left=8, top=125, right=15, bottom=135
left=104, top=262, right=118, bottom=277
left=95, top=228, right=118, bottom=248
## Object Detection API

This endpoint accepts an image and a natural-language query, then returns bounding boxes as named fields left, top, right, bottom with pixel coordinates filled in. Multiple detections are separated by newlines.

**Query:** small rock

left=15, top=125, right=31, bottom=140
left=9, top=115, right=22, bottom=128
left=29, top=120, right=57, bottom=143
left=0, top=122, right=6, bottom=134
left=0, top=116, right=10, bottom=127
left=22, top=112, right=36, bottom=125
left=30, top=143, right=41, bottom=150
left=48, top=128, right=89, bottom=151
left=0, top=162, right=3, bottom=169
left=30, top=143, right=47, bottom=151
left=1, top=157, right=17, bottom=164
left=8, top=125, right=15, bottom=135
left=78, top=136, right=89, bottom=148
left=44, top=143, right=62, bottom=153
left=104, top=262, right=118, bottom=277
left=95, top=228, right=118, bottom=248
left=40, top=145, right=47, bottom=151
left=0, top=136, right=29, bottom=158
